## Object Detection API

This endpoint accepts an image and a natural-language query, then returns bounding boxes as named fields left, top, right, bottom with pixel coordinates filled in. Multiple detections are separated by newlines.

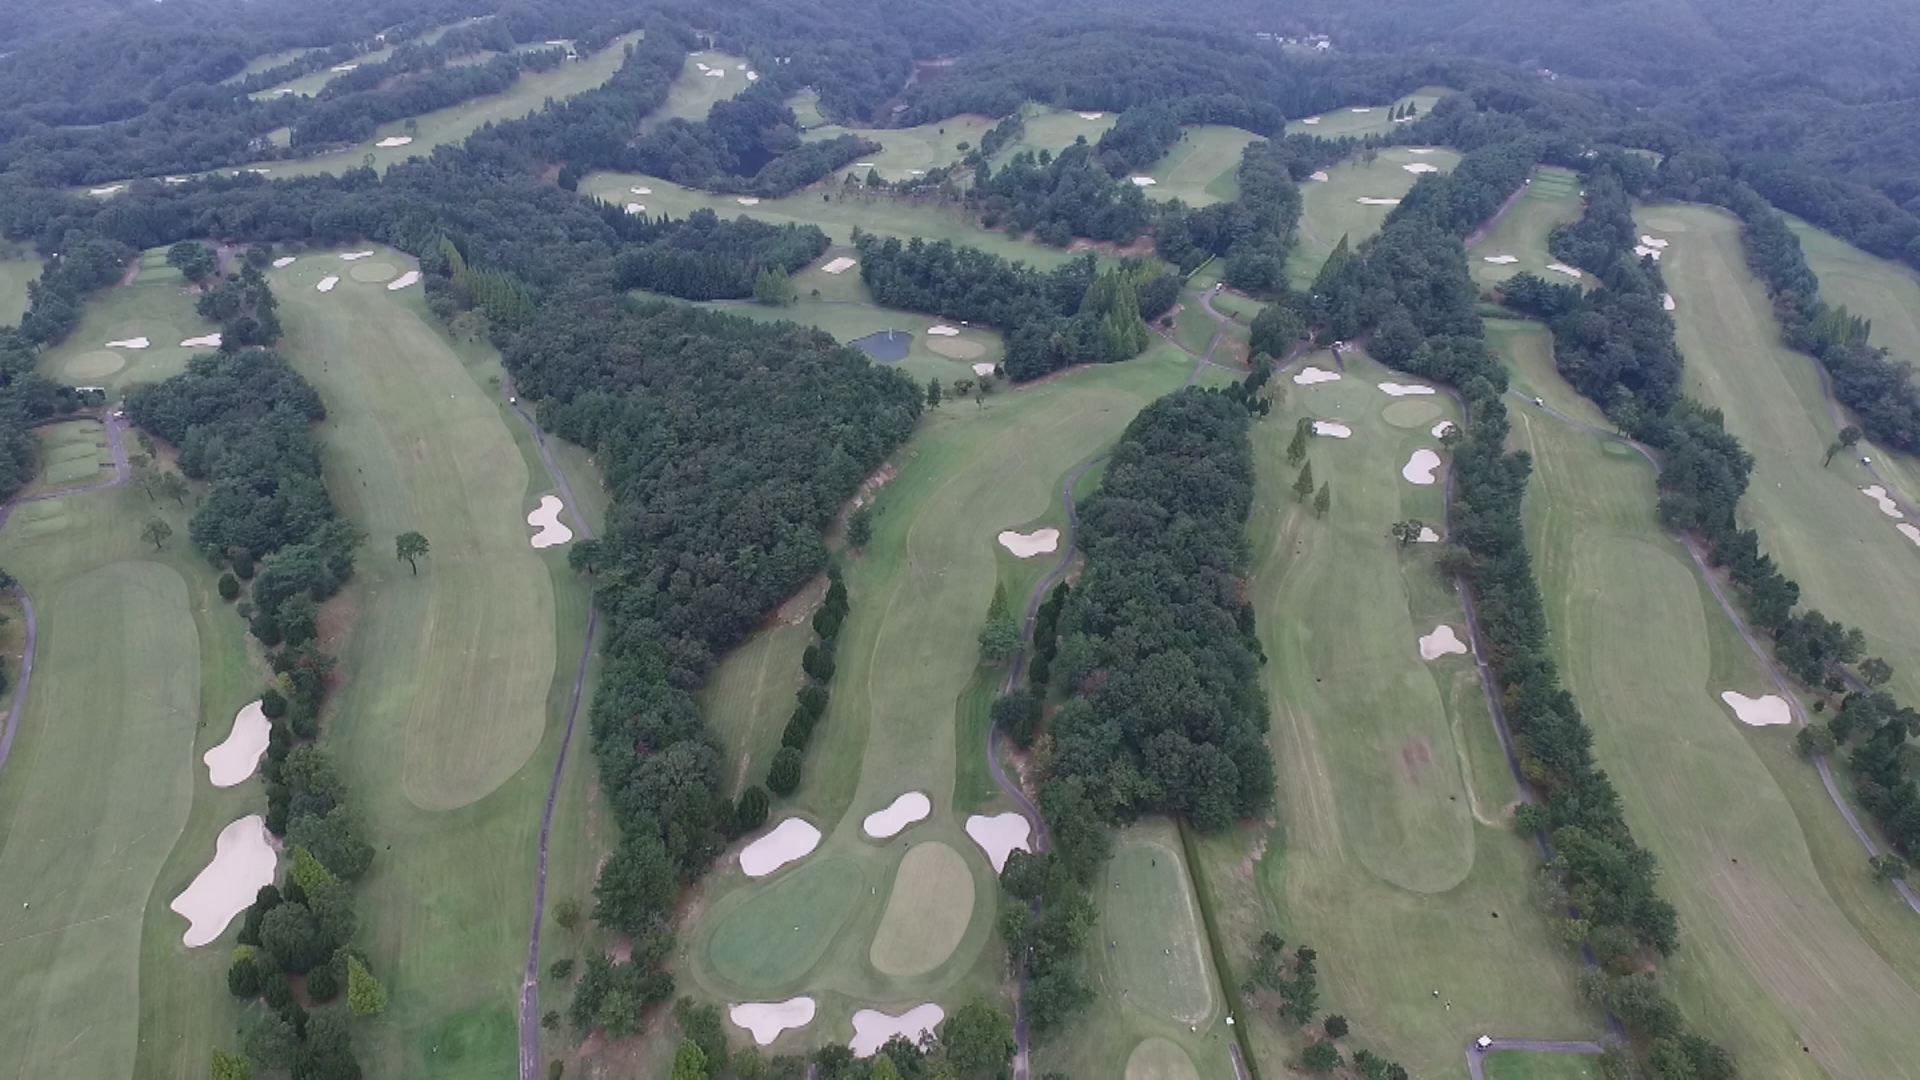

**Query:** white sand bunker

left=851, top=1005, right=944, bottom=1058
left=272, top=256, right=297, bottom=268
left=1409, top=148, right=1436, bottom=155
left=731, top=999, right=816, bottom=1046
left=1861, top=485, right=1905, bottom=519
left=387, top=270, right=420, bottom=290
left=927, top=324, right=959, bottom=336
left=1483, top=255, right=1519, bottom=265
left=1379, top=382, right=1436, bottom=397
left=1312, top=421, right=1352, bottom=438
left=105, top=337, right=150, bottom=350
left=171, top=815, right=277, bottom=947
left=862, top=792, right=932, bottom=839
left=89, top=184, right=125, bottom=196
left=1634, top=245, right=1664, bottom=261
left=695, top=62, right=711, bottom=72
left=965, top=812, right=1031, bottom=872
left=998, top=528, right=1059, bottom=559
left=1308, top=170, right=1330, bottom=182
left=1294, top=365, right=1341, bottom=386
left=1303, top=116, right=1322, bottom=125
left=1663, top=293, right=1677, bottom=311
left=629, top=185, right=653, bottom=195
left=1078, top=111, right=1105, bottom=120
left=737, top=196, right=761, bottom=205
left=972, top=362, right=997, bottom=377
left=1899, top=523, right=1920, bottom=547
left=526, top=494, right=573, bottom=548
left=1402, top=448, right=1442, bottom=485
left=164, top=176, right=189, bottom=184
left=316, top=276, right=339, bottom=292
left=1130, top=176, right=1157, bottom=187
left=625, top=203, right=646, bottom=215
left=705, top=69, right=726, bottom=78
left=339, top=250, right=375, bottom=261
left=853, top=163, right=876, bottom=170
left=1417, top=526, right=1441, bottom=543
left=180, top=333, right=223, bottom=349
left=1431, top=420, right=1457, bottom=438
left=1403, top=162, right=1440, bottom=174
left=375, top=135, right=413, bottom=148
left=1419, top=625, right=1468, bottom=661
left=747, top=71, right=759, bottom=81
left=205, top=700, right=269, bottom=787
left=1720, top=691, right=1793, bottom=727
left=741, top=817, right=822, bottom=877
left=1639, top=235, right=1669, bottom=250
left=1546, top=262, right=1582, bottom=278
left=821, top=256, right=858, bottom=274
left=330, top=63, right=358, bottom=73
left=1357, top=197, right=1401, bottom=206
left=1351, top=107, right=1373, bottom=114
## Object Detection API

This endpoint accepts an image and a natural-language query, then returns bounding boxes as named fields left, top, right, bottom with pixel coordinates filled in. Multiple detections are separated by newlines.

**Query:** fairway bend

left=502, top=375, right=605, bottom=1080
left=1463, top=1038, right=1604, bottom=1080
left=0, top=410, right=132, bottom=780
left=1504, top=391, right=1920, bottom=916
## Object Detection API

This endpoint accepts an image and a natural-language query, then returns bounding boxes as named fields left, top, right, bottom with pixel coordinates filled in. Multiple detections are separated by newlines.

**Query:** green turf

left=249, top=44, right=398, bottom=99
left=788, top=90, right=828, bottom=130
left=1283, top=87, right=1451, bottom=138
left=1182, top=349, right=1591, bottom=1079
left=1034, top=818, right=1234, bottom=1080
left=0, top=242, right=38, bottom=325
left=1468, top=167, right=1591, bottom=289
left=264, top=246, right=607, bottom=1076
left=1289, top=147, right=1463, bottom=289
left=1138, top=126, right=1261, bottom=208
left=645, top=50, right=753, bottom=128
left=222, top=46, right=315, bottom=84
left=867, top=841, right=976, bottom=977
left=996, top=105, right=1119, bottom=162
left=808, top=114, right=996, bottom=183
left=1480, top=1050, right=1602, bottom=1080
left=1500, top=318, right=1920, bottom=1079
left=36, top=249, right=222, bottom=396
left=25, top=418, right=112, bottom=495
left=1644, top=203, right=1920, bottom=704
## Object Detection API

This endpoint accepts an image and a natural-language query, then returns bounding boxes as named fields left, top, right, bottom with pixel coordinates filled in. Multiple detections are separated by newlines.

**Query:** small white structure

left=1476, top=1035, right=1493, bottom=1051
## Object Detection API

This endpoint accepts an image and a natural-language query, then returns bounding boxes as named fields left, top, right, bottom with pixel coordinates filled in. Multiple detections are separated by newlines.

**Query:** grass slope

left=267, top=249, right=604, bottom=1076
left=1468, top=168, right=1590, bottom=289
left=24, top=418, right=111, bottom=496
left=1139, top=126, right=1261, bottom=208
left=1289, top=147, right=1462, bottom=290
left=1501, top=319, right=1920, bottom=1079
left=1191, top=349, right=1591, bottom=1080
left=1645, top=203, right=1920, bottom=704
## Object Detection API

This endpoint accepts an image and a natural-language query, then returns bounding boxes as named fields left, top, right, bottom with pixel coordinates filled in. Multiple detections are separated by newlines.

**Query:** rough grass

left=1503, top=317, right=1920, bottom=1080
left=1139, top=125, right=1261, bottom=208
left=1468, top=167, right=1590, bottom=289
left=1288, top=147, right=1463, bottom=289
left=266, top=247, right=605, bottom=1077
left=1646, top=203, right=1920, bottom=704
left=37, top=248, right=221, bottom=396
left=1188, top=348, right=1591, bottom=1080
left=0, top=243, right=37, bottom=325
left=644, top=50, right=753, bottom=129
left=997, top=105, right=1119, bottom=162
left=1283, top=87, right=1451, bottom=138
left=807, top=114, right=996, bottom=182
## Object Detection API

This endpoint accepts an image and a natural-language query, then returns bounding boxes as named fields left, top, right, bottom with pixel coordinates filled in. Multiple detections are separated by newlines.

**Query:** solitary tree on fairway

left=1301, top=1039, right=1341, bottom=1073
left=1286, top=418, right=1311, bottom=464
left=1824, top=425, right=1862, bottom=466
left=1293, top=460, right=1315, bottom=502
left=926, top=378, right=943, bottom=408
left=1861, top=656, right=1894, bottom=687
left=395, top=531, right=430, bottom=575
left=1390, top=519, right=1427, bottom=547
left=1323, top=1014, right=1349, bottom=1039
left=142, top=517, right=173, bottom=550
left=1313, top=481, right=1331, bottom=518
left=978, top=582, right=1021, bottom=662
left=132, top=458, right=160, bottom=500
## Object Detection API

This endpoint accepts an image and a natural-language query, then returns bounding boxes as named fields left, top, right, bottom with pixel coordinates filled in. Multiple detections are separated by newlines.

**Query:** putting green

left=349, top=260, right=399, bottom=283
left=1124, top=1037, right=1201, bottom=1080
left=707, top=855, right=863, bottom=990
left=869, top=841, right=974, bottom=977
left=1102, top=830, right=1216, bottom=1024
left=1482, top=1050, right=1602, bottom=1080
left=927, top=335, right=987, bottom=360
left=1290, top=147, right=1464, bottom=290
left=1381, top=397, right=1443, bottom=429
left=35, top=249, right=219, bottom=395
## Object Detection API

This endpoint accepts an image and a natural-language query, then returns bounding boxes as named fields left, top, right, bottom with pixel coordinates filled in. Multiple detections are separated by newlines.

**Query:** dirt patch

left=1067, top=233, right=1158, bottom=259
left=1399, top=738, right=1433, bottom=780
left=773, top=574, right=828, bottom=626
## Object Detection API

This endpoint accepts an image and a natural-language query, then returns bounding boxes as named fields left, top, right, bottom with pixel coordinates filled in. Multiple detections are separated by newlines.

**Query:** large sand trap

left=1351, top=107, right=1373, bottom=114
left=526, top=494, right=573, bottom=548
left=1634, top=245, right=1664, bottom=261
left=737, top=196, right=761, bottom=205
left=624, top=203, right=646, bottom=215
left=740, top=817, right=821, bottom=877
left=629, top=185, right=653, bottom=195
left=316, top=275, right=340, bottom=292
left=339, top=250, right=375, bottom=261
left=1402, top=448, right=1442, bottom=485
left=271, top=256, right=297, bottom=268
left=1294, top=365, right=1341, bottom=385
left=105, top=337, right=150, bottom=349
left=705, top=69, right=726, bottom=78
left=1379, top=382, right=1436, bottom=397
left=1431, top=420, right=1457, bottom=438
left=1302, top=116, right=1321, bottom=125
left=1663, top=293, right=1677, bottom=311
left=1130, top=176, right=1158, bottom=187
left=89, top=184, right=125, bottom=196
left=695, top=62, right=711, bottom=71
left=1483, top=254, right=1519, bottom=265
left=862, top=791, right=932, bottom=839
left=387, top=270, right=421, bottom=290
left=1357, top=197, right=1402, bottom=206
left=997, top=527, right=1059, bottom=558
left=205, top=700, right=269, bottom=787
left=170, top=815, right=277, bottom=947
left=1312, top=421, right=1352, bottom=438
left=1403, top=162, right=1440, bottom=174
left=1899, top=523, right=1920, bottom=547
left=330, top=63, right=358, bottom=72
left=164, top=176, right=189, bottom=184
left=374, top=135, right=413, bottom=148
left=1720, top=691, right=1793, bottom=727
left=1308, top=170, right=1330, bottom=182
left=747, top=71, right=759, bottom=81
left=927, top=324, right=960, bottom=336
left=1417, top=526, right=1441, bottom=543
left=1545, top=262, right=1582, bottom=278
left=180, top=333, right=223, bottom=349
left=1638, top=235, right=1669, bottom=250
left=854, top=163, right=876, bottom=170
left=1419, top=624, right=1468, bottom=660
left=971, top=362, right=997, bottom=377
left=730, top=999, right=816, bottom=1045
left=1861, top=485, right=1905, bottom=519
left=965, top=812, right=1031, bottom=872
left=850, top=1005, right=944, bottom=1057
left=1409, top=148, right=1436, bottom=155
left=821, top=256, right=858, bottom=274
left=1079, top=111, right=1105, bottom=120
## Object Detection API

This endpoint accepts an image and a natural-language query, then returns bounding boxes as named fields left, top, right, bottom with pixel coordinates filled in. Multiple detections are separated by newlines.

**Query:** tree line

left=608, top=208, right=829, bottom=301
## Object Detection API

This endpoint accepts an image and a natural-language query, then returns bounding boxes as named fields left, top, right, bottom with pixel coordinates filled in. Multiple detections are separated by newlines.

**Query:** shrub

left=767, top=747, right=803, bottom=796
left=227, top=948, right=262, bottom=998
left=991, top=690, right=1041, bottom=747
left=347, top=955, right=388, bottom=1016
left=218, top=572, right=241, bottom=600
left=304, top=956, right=340, bottom=1001
left=549, top=957, right=575, bottom=980
left=735, top=786, right=770, bottom=833
left=260, top=688, right=287, bottom=719
left=780, top=709, right=816, bottom=751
